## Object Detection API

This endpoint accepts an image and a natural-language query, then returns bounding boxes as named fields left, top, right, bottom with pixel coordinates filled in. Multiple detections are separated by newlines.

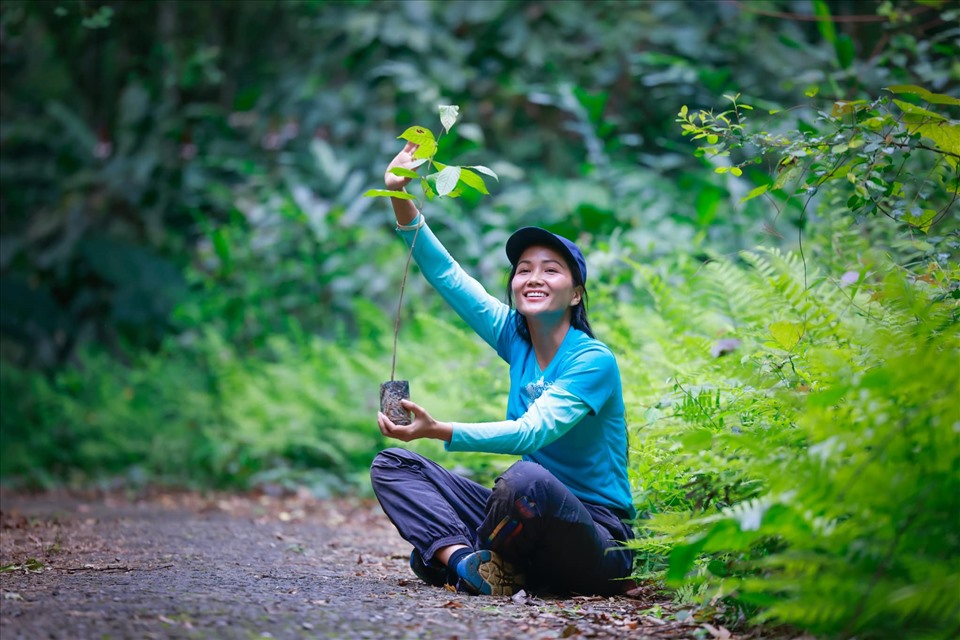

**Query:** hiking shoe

left=409, top=550, right=447, bottom=587
left=455, top=549, right=526, bottom=596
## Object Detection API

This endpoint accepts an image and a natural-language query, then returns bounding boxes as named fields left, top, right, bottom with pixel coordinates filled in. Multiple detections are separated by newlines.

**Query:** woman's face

left=511, top=245, right=582, bottom=322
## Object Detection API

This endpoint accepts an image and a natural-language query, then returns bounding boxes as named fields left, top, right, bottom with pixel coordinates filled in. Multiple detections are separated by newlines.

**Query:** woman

left=370, top=141, right=635, bottom=597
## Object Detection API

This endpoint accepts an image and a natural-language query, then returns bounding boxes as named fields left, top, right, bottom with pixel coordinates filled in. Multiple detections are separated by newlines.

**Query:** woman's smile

left=512, top=246, right=581, bottom=319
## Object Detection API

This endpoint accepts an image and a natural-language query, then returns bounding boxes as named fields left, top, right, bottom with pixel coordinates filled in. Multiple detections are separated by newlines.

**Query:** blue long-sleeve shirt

left=398, top=216, right=635, bottom=519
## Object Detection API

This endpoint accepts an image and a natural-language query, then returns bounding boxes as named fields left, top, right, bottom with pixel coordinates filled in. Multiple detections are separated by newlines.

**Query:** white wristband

left=396, top=212, right=425, bottom=231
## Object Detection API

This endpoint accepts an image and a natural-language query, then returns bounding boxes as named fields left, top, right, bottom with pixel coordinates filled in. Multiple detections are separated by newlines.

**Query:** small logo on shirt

left=521, top=376, right=551, bottom=404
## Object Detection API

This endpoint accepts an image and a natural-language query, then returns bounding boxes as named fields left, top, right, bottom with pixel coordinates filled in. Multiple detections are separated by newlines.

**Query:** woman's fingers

left=399, top=398, right=423, bottom=415
left=378, top=411, right=411, bottom=442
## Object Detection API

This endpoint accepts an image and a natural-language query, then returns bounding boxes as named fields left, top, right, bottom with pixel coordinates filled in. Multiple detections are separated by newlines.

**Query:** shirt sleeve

left=397, top=216, right=510, bottom=351
left=445, top=385, right=592, bottom=455
left=551, top=346, right=617, bottom=415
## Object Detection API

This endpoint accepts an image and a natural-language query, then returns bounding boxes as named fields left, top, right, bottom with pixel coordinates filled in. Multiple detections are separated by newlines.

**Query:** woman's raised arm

left=384, top=141, right=421, bottom=226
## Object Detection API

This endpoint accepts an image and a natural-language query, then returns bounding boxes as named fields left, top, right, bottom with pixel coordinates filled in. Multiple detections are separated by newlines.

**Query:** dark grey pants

left=370, top=447, right=634, bottom=595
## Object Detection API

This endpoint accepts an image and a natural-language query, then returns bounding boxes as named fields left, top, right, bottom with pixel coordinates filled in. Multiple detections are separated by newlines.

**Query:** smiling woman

left=368, top=141, right=635, bottom=598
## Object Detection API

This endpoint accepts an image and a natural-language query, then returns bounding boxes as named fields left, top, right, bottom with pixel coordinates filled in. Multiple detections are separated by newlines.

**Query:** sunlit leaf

left=421, top=177, right=436, bottom=201
left=397, top=126, right=436, bottom=145
left=413, top=139, right=438, bottom=160
left=363, top=189, right=415, bottom=199
left=388, top=167, right=419, bottom=179
left=740, top=184, right=770, bottom=203
left=894, top=100, right=946, bottom=123
left=457, top=168, right=489, bottom=195
left=769, top=321, right=804, bottom=350
left=887, top=84, right=960, bottom=106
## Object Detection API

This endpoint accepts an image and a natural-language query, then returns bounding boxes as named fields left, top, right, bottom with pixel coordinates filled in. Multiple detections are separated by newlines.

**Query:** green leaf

left=894, top=100, right=946, bottom=123
left=421, top=177, right=436, bottom=201
left=211, top=228, right=232, bottom=273
left=438, top=105, right=460, bottom=133
left=813, top=0, right=837, bottom=44
left=667, top=535, right=708, bottom=584
left=887, top=85, right=960, bottom=106
left=831, top=100, right=868, bottom=117
left=467, top=165, right=499, bottom=181
left=730, top=167, right=743, bottom=177
left=435, top=166, right=461, bottom=197
left=388, top=167, right=420, bottom=179
left=397, top=126, right=436, bottom=146
left=740, top=184, right=770, bottom=203
left=773, top=163, right=801, bottom=191
left=809, top=385, right=849, bottom=408
left=457, top=168, right=489, bottom=195
left=707, top=134, right=719, bottom=144
left=902, top=209, right=937, bottom=233
left=363, top=189, right=415, bottom=200
left=680, top=429, right=713, bottom=452
left=915, top=122, right=960, bottom=160
left=835, top=33, right=854, bottom=70
left=412, top=139, right=438, bottom=160
left=804, top=85, right=820, bottom=98
left=769, top=321, right=804, bottom=350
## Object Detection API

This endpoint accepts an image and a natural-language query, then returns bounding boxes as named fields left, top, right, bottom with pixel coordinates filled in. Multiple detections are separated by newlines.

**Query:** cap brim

left=506, top=227, right=571, bottom=266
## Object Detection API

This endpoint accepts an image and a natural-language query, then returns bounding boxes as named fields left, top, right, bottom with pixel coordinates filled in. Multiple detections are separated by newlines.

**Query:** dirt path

left=1, top=488, right=722, bottom=639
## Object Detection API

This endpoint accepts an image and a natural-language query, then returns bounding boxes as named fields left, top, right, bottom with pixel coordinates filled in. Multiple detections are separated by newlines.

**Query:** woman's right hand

left=384, top=141, right=421, bottom=192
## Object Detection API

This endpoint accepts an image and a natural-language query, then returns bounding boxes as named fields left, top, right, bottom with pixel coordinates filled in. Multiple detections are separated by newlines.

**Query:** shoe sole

left=458, top=550, right=525, bottom=596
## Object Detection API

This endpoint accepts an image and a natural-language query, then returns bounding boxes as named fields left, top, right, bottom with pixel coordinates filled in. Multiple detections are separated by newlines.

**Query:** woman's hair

left=505, top=256, right=595, bottom=342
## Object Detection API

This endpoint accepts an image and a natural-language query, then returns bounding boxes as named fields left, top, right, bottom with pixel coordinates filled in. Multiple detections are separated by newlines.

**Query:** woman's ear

left=571, top=286, right=583, bottom=307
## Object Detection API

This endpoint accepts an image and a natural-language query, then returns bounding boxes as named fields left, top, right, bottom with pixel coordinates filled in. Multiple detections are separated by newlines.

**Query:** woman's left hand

left=377, top=399, right=452, bottom=443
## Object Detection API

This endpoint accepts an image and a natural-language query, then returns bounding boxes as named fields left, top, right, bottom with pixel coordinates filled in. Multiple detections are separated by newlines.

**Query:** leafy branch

left=676, top=85, right=960, bottom=234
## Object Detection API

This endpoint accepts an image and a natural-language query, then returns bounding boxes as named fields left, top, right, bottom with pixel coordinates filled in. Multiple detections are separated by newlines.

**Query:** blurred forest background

left=1, top=0, right=957, bottom=637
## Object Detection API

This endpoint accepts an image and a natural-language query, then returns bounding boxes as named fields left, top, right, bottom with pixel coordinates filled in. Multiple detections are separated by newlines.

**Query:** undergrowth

left=1, top=216, right=956, bottom=640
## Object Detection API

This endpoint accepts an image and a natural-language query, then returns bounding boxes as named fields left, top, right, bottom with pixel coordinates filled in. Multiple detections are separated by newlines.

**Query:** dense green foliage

left=2, top=1, right=958, bottom=638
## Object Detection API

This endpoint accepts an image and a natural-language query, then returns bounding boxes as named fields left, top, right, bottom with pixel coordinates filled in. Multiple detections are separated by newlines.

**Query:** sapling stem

left=390, top=224, right=420, bottom=382
left=388, top=130, right=445, bottom=382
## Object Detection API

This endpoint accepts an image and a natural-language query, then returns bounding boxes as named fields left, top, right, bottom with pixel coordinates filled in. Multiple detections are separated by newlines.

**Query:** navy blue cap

left=506, top=227, right=587, bottom=284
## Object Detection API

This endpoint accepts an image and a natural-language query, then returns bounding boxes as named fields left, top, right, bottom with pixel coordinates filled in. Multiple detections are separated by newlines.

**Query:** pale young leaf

left=436, top=166, right=461, bottom=197
left=438, top=105, right=460, bottom=133
left=467, top=165, right=499, bottom=181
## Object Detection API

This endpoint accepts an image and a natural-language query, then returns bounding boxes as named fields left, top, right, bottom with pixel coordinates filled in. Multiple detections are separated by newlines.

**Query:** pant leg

left=370, top=448, right=491, bottom=564
left=477, top=460, right=634, bottom=596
